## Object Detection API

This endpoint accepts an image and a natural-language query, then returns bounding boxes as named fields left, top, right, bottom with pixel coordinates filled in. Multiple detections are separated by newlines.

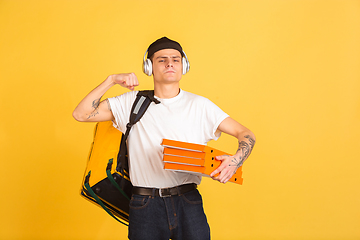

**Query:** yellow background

left=1, top=0, right=359, bottom=239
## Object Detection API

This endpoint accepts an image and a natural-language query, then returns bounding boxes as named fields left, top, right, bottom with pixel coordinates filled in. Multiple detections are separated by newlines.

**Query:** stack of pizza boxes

left=161, top=139, right=243, bottom=184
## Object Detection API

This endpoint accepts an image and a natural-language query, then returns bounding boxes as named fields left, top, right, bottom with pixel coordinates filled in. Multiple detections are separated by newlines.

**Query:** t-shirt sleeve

left=107, top=91, right=138, bottom=133
left=202, top=98, right=229, bottom=141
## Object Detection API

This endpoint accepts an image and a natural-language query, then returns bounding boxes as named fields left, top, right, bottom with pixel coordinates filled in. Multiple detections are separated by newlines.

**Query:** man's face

left=152, top=49, right=182, bottom=83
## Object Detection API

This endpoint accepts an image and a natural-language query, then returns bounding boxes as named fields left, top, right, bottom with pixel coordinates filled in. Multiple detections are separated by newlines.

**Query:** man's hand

left=111, top=73, right=139, bottom=90
left=210, top=155, right=240, bottom=184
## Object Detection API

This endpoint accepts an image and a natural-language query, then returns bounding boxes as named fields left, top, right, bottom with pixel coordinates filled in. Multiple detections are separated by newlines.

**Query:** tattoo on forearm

left=92, top=98, right=100, bottom=109
left=229, top=135, right=255, bottom=171
left=87, top=98, right=101, bottom=119
left=245, top=135, right=255, bottom=151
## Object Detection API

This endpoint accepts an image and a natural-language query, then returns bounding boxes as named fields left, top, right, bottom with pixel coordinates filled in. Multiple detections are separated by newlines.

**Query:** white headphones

left=142, top=49, right=190, bottom=76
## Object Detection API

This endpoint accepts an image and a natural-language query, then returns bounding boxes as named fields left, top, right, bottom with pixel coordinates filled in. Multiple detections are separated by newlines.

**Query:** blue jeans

left=128, top=189, right=210, bottom=240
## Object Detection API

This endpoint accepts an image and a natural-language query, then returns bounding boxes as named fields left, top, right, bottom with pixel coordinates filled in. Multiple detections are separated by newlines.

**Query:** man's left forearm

left=210, top=117, right=256, bottom=183
left=229, top=134, right=256, bottom=172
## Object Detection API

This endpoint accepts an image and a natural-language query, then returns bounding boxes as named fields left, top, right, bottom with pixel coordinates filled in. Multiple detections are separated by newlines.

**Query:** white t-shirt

left=108, top=89, right=229, bottom=188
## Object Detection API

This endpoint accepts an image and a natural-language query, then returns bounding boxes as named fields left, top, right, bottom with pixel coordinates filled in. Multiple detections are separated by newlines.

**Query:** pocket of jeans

left=181, top=189, right=202, bottom=205
left=129, top=194, right=151, bottom=209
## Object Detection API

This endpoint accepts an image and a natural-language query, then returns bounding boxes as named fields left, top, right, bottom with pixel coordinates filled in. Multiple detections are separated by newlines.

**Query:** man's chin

left=155, top=78, right=181, bottom=83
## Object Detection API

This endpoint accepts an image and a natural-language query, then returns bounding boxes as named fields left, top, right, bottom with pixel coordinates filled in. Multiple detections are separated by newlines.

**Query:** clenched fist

left=110, top=73, right=139, bottom=90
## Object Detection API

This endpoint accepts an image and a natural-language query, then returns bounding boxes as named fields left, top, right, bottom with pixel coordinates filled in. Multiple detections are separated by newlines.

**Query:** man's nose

left=166, top=59, right=174, bottom=67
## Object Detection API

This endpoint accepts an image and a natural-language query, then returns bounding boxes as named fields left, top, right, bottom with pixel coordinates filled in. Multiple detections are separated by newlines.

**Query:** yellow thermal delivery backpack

left=80, top=91, right=160, bottom=226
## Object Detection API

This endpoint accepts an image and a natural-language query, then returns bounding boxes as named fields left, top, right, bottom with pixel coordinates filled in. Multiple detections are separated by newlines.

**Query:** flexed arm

left=210, top=117, right=256, bottom=183
left=72, top=73, right=139, bottom=122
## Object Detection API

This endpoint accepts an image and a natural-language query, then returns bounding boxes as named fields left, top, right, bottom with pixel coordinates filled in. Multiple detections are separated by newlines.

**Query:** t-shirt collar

left=154, top=88, right=183, bottom=104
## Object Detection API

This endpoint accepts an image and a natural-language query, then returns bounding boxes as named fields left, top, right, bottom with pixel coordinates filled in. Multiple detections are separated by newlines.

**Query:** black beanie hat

left=147, top=37, right=184, bottom=59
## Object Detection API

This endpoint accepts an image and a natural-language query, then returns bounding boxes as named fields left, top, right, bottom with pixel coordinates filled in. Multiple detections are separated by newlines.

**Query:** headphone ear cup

left=182, top=57, right=188, bottom=75
left=143, top=58, right=152, bottom=76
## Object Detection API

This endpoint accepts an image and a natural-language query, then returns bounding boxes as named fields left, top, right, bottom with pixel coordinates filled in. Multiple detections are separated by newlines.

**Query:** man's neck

left=154, top=83, right=180, bottom=99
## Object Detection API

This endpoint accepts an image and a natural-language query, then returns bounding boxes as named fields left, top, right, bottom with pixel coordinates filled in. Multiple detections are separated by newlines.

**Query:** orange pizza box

left=161, top=139, right=243, bottom=185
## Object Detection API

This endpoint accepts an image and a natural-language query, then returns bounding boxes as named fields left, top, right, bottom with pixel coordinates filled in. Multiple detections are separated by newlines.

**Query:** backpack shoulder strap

left=123, top=90, right=160, bottom=139
left=117, top=90, right=160, bottom=171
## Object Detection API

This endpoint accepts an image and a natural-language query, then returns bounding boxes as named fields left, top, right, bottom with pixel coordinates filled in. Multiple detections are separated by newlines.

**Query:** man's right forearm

left=72, top=76, right=115, bottom=122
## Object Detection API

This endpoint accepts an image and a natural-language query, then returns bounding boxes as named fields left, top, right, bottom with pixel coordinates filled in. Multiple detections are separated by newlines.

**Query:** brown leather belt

left=132, top=183, right=197, bottom=197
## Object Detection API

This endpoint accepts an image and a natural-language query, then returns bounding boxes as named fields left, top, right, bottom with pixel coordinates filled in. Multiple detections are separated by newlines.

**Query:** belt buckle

left=159, top=188, right=171, bottom=198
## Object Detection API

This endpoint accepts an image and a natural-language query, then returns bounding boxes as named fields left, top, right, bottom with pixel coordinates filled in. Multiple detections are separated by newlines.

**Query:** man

left=73, top=37, right=255, bottom=240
